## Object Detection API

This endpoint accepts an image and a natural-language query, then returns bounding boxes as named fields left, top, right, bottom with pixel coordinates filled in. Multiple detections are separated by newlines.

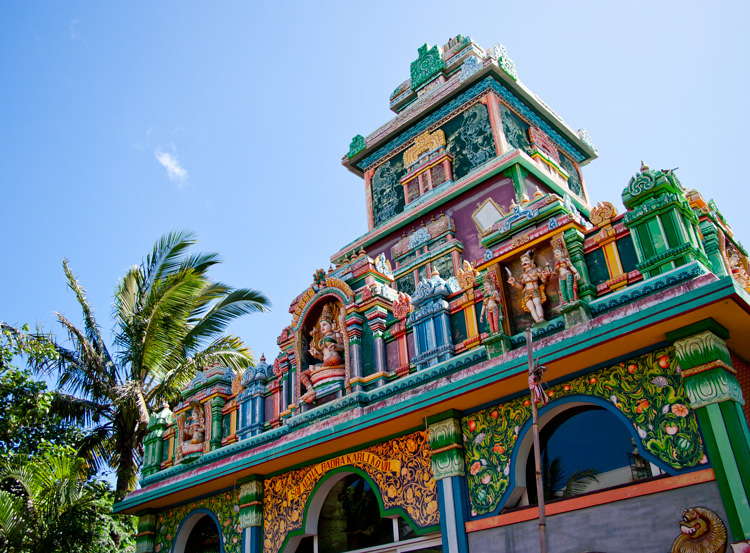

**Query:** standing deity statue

left=186, top=402, right=205, bottom=444
left=552, top=245, right=580, bottom=304
left=506, top=250, right=550, bottom=324
left=479, top=272, right=502, bottom=334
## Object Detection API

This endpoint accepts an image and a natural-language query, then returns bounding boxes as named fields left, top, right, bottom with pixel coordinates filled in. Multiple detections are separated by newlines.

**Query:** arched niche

left=504, top=396, right=672, bottom=509
left=281, top=469, right=439, bottom=553
left=171, top=508, right=224, bottom=553
left=295, top=294, right=351, bottom=407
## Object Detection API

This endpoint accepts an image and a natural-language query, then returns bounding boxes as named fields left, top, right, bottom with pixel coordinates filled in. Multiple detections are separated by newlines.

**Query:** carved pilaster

left=563, top=228, right=595, bottom=302
left=210, top=397, right=225, bottom=450
left=135, top=513, right=156, bottom=553
left=239, top=476, right=264, bottom=529
left=699, top=220, right=728, bottom=277
left=668, top=319, right=750, bottom=539
left=428, top=416, right=465, bottom=480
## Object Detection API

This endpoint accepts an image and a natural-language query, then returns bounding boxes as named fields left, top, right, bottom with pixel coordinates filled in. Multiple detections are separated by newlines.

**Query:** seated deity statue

left=300, top=302, right=346, bottom=403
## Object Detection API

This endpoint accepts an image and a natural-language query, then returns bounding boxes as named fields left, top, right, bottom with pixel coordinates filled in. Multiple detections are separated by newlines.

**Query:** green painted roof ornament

left=347, top=134, right=366, bottom=158
left=410, top=43, right=445, bottom=91
left=622, top=161, right=684, bottom=209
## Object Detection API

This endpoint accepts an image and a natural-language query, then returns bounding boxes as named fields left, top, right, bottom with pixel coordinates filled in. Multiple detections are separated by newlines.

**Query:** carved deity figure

left=479, top=272, right=502, bottom=334
left=506, top=250, right=550, bottom=324
left=186, top=402, right=205, bottom=444
left=300, top=303, right=346, bottom=402
left=551, top=245, right=580, bottom=304
left=728, top=249, right=750, bottom=290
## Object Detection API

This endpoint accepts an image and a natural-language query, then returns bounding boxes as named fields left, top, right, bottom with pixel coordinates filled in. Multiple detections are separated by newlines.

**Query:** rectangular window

left=431, top=164, right=446, bottom=187
left=406, top=178, right=420, bottom=203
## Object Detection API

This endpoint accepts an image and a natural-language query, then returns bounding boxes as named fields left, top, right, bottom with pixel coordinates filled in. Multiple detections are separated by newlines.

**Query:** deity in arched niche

left=180, top=401, right=205, bottom=457
left=300, top=302, right=346, bottom=403
left=506, top=250, right=550, bottom=324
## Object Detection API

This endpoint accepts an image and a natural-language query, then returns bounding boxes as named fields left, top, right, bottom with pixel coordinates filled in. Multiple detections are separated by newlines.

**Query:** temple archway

left=283, top=470, right=442, bottom=553
left=172, top=508, right=223, bottom=553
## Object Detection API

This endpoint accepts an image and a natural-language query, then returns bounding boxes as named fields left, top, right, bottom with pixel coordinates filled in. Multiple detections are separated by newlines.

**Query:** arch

left=292, top=284, right=354, bottom=332
left=171, top=508, right=224, bottom=553
left=502, top=395, right=675, bottom=509
left=280, top=467, right=425, bottom=553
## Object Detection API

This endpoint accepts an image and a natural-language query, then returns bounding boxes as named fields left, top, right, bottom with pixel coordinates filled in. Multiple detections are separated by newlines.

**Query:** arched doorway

left=172, top=509, right=223, bottom=553
left=287, top=471, right=442, bottom=553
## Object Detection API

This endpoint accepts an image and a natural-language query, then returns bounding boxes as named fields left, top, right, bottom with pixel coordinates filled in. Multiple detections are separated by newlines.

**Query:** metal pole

left=527, top=327, right=547, bottom=553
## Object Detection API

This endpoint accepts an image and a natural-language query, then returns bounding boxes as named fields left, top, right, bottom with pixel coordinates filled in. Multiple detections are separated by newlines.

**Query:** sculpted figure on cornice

left=479, top=271, right=502, bottom=334
left=552, top=245, right=580, bottom=305
left=506, top=250, right=550, bottom=324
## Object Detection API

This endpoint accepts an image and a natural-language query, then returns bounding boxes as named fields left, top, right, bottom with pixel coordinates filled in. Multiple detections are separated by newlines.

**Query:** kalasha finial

left=640, top=161, right=649, bottom=172
left=260, top=353, right=266, bottom=363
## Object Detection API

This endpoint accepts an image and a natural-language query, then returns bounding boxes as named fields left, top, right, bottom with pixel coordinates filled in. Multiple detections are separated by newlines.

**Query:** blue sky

left=2, top=1, right=748, bottom=367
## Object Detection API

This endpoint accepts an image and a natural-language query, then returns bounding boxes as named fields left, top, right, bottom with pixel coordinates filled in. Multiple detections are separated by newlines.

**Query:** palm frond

left=62, top=259, right=113, bottom=367
left=184, top=287, right=270, bottom=350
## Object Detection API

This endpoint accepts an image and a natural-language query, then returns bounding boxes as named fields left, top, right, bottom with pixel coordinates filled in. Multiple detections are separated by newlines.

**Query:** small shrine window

left=405, top=178, right=420, bottom=203
left=430, top=163, right=446, bottom=187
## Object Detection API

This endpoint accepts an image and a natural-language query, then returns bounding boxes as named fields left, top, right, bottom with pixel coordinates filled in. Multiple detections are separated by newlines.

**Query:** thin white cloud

left=155, top=149, right=189, bottom=186
left=70, top=19, right=80, bottom=40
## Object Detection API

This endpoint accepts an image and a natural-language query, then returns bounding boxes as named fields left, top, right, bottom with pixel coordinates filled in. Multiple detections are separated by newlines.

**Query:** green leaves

left=35, top=231, right=270, bottom=498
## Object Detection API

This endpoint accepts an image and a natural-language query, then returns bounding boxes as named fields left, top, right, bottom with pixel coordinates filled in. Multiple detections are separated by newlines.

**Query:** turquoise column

left=239, top=475, right=264, bottom=553
left=668, top=319, right=750, bottom=540
left=427, top=410, right=469, bottom=553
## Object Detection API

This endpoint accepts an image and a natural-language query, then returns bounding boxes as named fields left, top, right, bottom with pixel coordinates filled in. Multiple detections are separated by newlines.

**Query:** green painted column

left=427, top=410, right=469, bottom=553
left=210, top=397, right=225, bottom=451
left=239, top=475, right=264, bottom=553
left=135, top=512, right=156, bottom=553
left=699, top=220, right=728, bottom=277
left=668, top=319, right=750, bottom=540
left=563, top=228, right=595, bottom=303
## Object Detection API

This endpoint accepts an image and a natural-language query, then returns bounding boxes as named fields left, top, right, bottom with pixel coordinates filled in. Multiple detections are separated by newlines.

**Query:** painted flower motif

left=651, top=376, right=668, bottom=388
left=234, top=505, right=239, bottom=512
left=662, top=404, right=670, bottom=414
left=474, top=432, right=486, bottom=446
left=513, top=425, right=519, bottom=435
left=637, top=427, right=647, bottom=439
left=503, top=463, right=510, bottom=476
left=671, top=403, right=689, bottom=417
left=610, top=395, right=617, bottom=405
left=481, top=473, right=492, bottom=484
left=665, top=424, right=679, bottom=435
left=470, top=461, right=482, bottom=475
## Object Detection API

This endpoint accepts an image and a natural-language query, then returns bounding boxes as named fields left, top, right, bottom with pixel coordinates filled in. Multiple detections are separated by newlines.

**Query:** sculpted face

left=320, top=319, right=332, bottom=334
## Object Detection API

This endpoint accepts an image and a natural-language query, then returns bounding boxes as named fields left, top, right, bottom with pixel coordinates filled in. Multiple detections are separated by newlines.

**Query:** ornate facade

left=118, top=36, right=750, bottom=553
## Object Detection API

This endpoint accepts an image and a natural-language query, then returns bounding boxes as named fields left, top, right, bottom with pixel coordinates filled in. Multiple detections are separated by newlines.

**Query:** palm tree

left=0, top=446, right=130, bottom=552
left=39, top=231, right=269, bottom=499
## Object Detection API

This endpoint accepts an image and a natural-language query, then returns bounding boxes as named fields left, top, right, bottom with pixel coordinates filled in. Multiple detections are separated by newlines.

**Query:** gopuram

left=117, top=36, right=750, bottom=553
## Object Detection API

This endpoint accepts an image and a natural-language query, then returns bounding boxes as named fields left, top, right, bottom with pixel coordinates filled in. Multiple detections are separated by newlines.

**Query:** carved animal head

left=671, top=506, right=727, bottom=553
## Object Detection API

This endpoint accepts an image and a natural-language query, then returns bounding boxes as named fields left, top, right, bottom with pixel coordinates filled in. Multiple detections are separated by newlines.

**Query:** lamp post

left=526, top=327, right=547, bottom=553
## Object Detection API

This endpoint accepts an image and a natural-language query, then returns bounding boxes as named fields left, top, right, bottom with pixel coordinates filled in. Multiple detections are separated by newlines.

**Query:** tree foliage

left=0, top=445, right=135, bottom=553
left=0, top=325, right=77, bottom=460
left=34, top=230, right=269, bottom=498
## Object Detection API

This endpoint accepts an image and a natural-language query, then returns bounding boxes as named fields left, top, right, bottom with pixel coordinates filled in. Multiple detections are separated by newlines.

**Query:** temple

left=117, top=36, right=750, bottom=553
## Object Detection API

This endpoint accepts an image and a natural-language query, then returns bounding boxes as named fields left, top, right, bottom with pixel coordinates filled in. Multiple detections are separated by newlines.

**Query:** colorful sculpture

left=552, top=245, right=580, bottom=304
left=301, top=302, right=346, bottom=403
left=506, top=250, right=550, bottom=324
left=181, top=401, right=205, bottom=456
left=479, top=272, right=502, bottom=334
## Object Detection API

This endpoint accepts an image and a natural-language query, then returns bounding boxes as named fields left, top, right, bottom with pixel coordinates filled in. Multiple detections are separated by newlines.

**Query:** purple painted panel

left=363, top=174, right=516, bottom=268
